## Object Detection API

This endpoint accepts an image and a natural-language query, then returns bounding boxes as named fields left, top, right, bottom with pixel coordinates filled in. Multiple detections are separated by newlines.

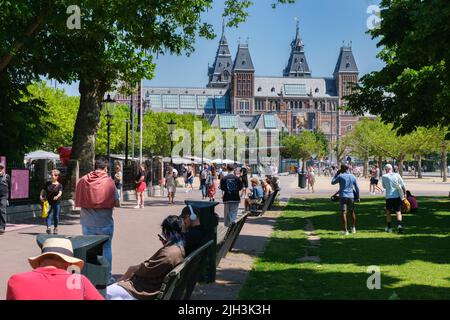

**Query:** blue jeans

left=224, top=201, right=240, bottom=227
left=201, top=180, right=207, bottom=197
left=82, top=224, right=114, bottom=282
left=46, top=203, right=61, bottom=228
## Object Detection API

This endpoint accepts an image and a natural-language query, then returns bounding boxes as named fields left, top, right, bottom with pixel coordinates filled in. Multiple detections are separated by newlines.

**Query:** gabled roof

left=207, top=114, right=286, bottom=131
left=233, top=43, right=255, bottom=72
left=333, top=45, right=359, bottom=75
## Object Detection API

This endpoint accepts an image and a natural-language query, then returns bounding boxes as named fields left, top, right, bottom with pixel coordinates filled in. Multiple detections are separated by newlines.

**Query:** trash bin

left=36, top=234, right=110, bottom=297
left=184, top=200, right=219, bottom=283
left=298, top=171, right=307, bottom=188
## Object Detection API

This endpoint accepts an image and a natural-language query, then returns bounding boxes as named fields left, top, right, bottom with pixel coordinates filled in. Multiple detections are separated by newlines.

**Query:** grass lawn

left=239, top=196, right=450, bottom=299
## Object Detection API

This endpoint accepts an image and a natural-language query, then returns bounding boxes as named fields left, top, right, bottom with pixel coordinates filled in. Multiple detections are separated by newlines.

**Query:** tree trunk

left=417, top=155, right=423, bottom=179
left=378, top=156, right=383, bottom=171
left=363, top=155, right=369, bottom=178
left=65, top=78, right=107, bottom=195
left=442, top=145, right=448, bottom=183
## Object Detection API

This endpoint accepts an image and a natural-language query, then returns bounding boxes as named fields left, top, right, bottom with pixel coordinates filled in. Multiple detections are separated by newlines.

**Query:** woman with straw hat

left=6, top=238, right=104, bottom=300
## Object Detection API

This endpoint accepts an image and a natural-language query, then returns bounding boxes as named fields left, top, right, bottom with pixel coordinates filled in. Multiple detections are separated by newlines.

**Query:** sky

left=54, top=0, right=383, bottom=96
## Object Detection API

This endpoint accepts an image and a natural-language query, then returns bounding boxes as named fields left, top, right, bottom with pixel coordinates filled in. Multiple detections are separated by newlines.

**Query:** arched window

left=223, top=70, right=230, bottom=81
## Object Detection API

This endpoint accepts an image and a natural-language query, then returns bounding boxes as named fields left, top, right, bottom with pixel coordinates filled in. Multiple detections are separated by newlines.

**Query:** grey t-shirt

left=80, top=188, right=118, bottom=227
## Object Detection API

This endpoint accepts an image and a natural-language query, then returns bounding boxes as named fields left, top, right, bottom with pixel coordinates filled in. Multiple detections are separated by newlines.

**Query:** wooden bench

left=216, top=212, right=249, bottom=266
left=156, top=240, right=213, bottom=300
left=249, top=191, right=278, bottom=216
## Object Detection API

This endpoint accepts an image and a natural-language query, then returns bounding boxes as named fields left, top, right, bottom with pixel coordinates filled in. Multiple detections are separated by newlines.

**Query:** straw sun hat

left=28, top=238, right=84, bottom=270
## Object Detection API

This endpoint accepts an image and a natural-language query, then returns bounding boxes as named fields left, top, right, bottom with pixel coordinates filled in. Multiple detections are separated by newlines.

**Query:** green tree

left=0, top=0, right=296, bottom=181
left=345, top=0, right=450, bottom=139
left=27, top=81, right=79, bottom=152
left=281, top=131, right=321, bottom=171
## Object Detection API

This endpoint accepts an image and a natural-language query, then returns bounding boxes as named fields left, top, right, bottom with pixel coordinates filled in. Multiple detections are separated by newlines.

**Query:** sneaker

left=133, top=205, right=141, bottom=209
left=0, top=229, right=5, bottom=235
left=385, top=227, right=393, bottom=233
left=53, top=228, right=58, bottom=235
left=351, top=227, right=356, bottom=234
left=46, top=228, right=52, bottom=234
left=140, top=205, right=144, bottom=209
left=342, top=230, right=349, bottom=236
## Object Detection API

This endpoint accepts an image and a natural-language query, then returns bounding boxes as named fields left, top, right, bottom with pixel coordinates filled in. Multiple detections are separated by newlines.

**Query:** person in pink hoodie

left=75, top=157, right=119, bottom=284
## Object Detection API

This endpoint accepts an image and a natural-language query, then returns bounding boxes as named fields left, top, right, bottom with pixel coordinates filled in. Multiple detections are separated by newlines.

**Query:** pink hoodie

left=75, top=170, right=115, bottom=209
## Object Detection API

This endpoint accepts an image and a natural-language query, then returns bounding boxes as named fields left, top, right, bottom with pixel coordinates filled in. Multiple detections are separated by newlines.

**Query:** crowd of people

left=5, top=156, right=213, bottom=300
left=3, top=155, right=427, bottom=300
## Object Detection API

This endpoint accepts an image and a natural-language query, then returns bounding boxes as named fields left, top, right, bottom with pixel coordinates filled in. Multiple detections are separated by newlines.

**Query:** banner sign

left=10, top=169, right=29, bottom=199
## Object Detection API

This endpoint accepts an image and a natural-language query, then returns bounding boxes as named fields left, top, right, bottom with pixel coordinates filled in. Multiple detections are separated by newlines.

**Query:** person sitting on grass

left=6, top=238, right=104, bottom=300
left=244, top=178, right=264, bottom=212
left=106, top=215, right=185, bottom=300
left=406, top=190, right=418, bottom=213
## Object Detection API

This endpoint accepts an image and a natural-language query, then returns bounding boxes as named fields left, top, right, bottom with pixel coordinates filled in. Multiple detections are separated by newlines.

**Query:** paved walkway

left=0, top=174, right=448, bottom=299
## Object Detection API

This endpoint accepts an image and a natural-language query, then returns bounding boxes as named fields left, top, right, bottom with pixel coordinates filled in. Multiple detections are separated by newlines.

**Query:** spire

left=222, top=17, right=225, bottom=38
left=283, top=18, right=311, bottom=77
left=207, top=24, right=233, bottom=88
left=294, top=17, right=303, bottom=48
left=333, top=42, right=359, bottom=76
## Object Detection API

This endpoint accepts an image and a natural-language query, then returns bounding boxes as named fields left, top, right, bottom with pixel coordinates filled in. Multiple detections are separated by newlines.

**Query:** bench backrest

left=228, top=212, right=249, bottom=253
left=216, top=212, right=249, bottom=265
left=157, top=240, right=213, bottom=300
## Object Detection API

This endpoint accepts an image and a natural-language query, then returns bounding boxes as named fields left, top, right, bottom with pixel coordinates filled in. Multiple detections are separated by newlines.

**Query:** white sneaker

left=351, top=227, right=356, bottom=234
left=385, top=227, right=393, bottom=233
left=134, top=205, right=140, bottom=209
left=342, top=230, right=349, bottom=236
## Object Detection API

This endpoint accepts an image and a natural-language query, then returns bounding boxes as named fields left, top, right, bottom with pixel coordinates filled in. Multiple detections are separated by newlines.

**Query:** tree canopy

left=345, top=0, right=450, bottom=139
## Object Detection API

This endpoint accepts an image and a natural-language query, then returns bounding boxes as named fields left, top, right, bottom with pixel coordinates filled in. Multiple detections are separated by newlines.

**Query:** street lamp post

left=125, top=119, right=130, bottom=164
left=201, top=132, right=204, bottom=171
left=103, top=94, right=116, bottom=175
left=167, top=119, right=177, bottom=167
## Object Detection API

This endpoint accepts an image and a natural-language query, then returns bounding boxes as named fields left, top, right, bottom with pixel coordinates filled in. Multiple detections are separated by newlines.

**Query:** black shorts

left=340, top=197, right=355, bottom=212
left=386, top=198, right=402, bottom=212
left=370, top=177, right=379, bottom=185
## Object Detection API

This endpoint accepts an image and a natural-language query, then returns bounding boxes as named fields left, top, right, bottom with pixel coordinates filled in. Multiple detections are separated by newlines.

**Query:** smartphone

left=158, top=234, right=167, bottom=242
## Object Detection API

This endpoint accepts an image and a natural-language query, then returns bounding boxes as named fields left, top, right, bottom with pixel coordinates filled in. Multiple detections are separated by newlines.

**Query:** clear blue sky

left=56, top=0, right=383, bottom=96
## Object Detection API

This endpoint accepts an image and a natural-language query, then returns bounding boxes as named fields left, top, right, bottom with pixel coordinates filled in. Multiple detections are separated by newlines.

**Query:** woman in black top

left=40, top=170, right=63, bottom=234
left=240, top=165, right=249, bottom=198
